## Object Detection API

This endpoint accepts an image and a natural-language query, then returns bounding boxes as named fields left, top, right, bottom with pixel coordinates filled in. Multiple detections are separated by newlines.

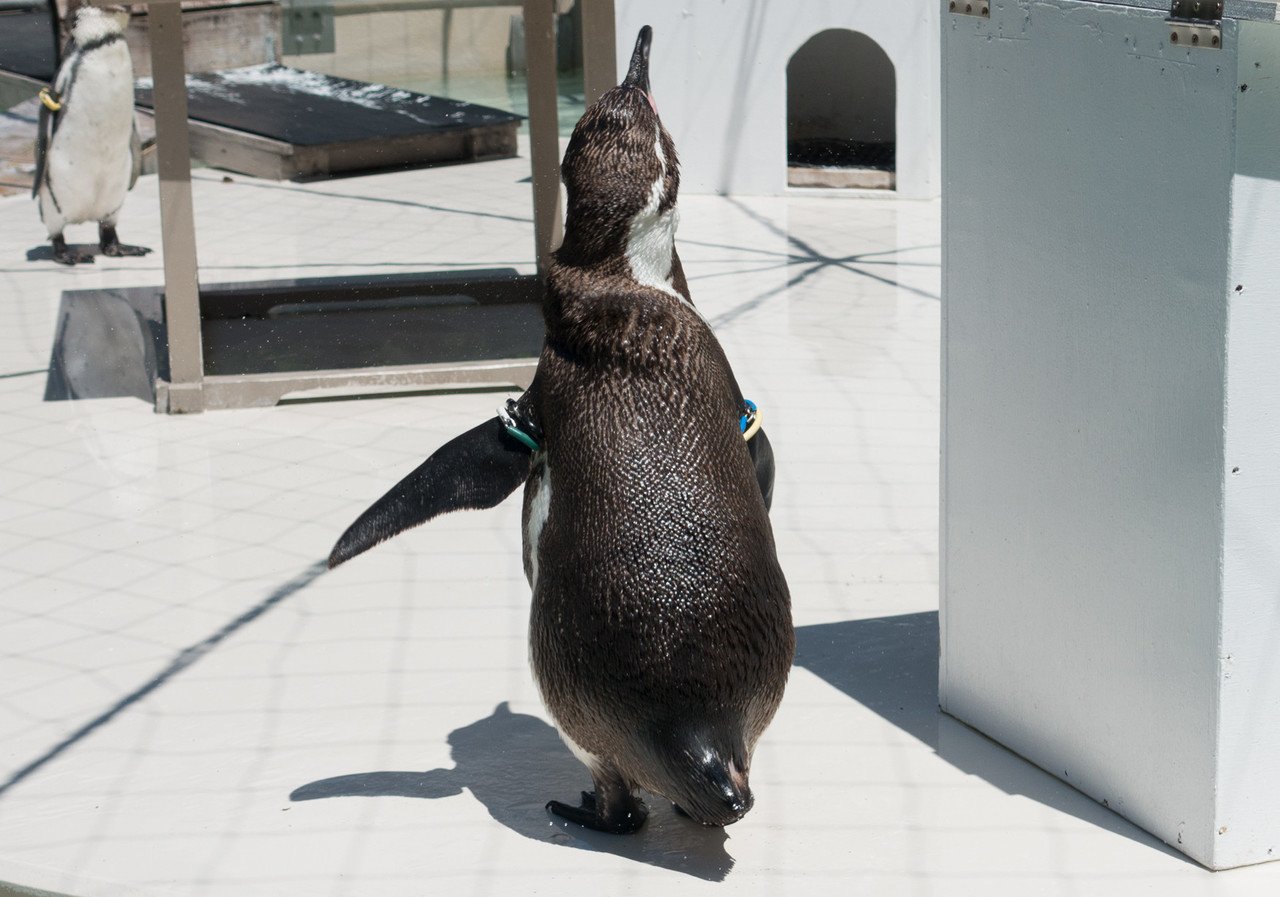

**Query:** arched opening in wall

left=787, top=30, right=896, bottom=190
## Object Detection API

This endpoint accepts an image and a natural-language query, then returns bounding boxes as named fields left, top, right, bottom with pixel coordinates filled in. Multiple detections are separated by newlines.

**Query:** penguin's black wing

left=328, top=416, right=536, bottom=569
left=747, top=426, right=775, bottom=511
left=676, top=258, right=775, bottom=507
left=32, top=100, right=54, bottom=199
left=129, top=120, right=142, bottom=189
left=672, top=246, right=693, bottom=305
left=702, top=333, right=776, bottom=511
left=33, top=38, right=77, bottom=200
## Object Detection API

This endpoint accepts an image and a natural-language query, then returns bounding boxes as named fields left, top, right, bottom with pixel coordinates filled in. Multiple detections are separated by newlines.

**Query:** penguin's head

left=558, top=26, right=679, bottom=267
left=670, top=745, right=754, bottom=828
left=649, top=727, right=755, bottom=828
left=72, top=4, right=130, bottom=40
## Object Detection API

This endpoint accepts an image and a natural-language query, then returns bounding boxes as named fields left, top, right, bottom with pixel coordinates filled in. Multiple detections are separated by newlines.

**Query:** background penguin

left=328, top=26, right=792, bottom=835
left=34, top=5, right=151, bottom=266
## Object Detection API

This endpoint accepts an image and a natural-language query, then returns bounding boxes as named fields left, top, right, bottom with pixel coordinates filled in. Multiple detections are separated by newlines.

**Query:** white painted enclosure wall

left=614, top=0, right=940, bottom=198
left=942, top=0, right=1280, bottom=870
left=1219, top=18, right=1280, bottom=872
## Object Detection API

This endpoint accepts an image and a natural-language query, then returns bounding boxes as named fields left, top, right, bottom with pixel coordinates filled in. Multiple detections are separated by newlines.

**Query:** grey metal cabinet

left=941, top=0, right=1280, bottom=870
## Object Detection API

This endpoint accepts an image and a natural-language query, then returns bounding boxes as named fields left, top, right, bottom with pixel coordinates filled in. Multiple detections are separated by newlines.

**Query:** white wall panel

left=615, top=0, right=940, bottom=197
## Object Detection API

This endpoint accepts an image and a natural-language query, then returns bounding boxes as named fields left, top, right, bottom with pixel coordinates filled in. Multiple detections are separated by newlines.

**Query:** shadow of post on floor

left=793, top=612, right=1191, bottom=864
left=0, top=561, right=328, bottom=799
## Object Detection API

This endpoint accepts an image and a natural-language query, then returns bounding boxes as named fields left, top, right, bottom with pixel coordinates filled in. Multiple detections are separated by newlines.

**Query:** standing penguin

left=328, top=26, right=792, bottom=835
left=34, top=5, right=151, bottom=266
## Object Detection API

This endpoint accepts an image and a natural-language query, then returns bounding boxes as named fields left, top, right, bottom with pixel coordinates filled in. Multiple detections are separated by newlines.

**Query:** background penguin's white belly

left=46, top=45, right=135, bottom=225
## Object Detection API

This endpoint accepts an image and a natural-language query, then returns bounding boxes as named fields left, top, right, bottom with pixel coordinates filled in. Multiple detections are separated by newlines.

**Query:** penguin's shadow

left=26, top=244, right=98, bottom=263
left=290, top=703, right=735, bottom=881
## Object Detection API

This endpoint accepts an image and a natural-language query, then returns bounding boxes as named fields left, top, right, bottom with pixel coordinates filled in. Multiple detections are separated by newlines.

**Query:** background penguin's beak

left=622, top=25, right=653, bottom=96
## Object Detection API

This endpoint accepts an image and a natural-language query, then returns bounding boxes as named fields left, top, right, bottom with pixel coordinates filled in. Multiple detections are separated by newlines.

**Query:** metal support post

left=147, top=0, right=205, bottom=413
left=581, top=0, right=617, bottom=106
left=522, top=0, right=563, bottom=279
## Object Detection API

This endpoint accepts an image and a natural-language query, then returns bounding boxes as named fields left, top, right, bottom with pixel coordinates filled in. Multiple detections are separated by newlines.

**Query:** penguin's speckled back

left=525, top=25, right=795, bottom=832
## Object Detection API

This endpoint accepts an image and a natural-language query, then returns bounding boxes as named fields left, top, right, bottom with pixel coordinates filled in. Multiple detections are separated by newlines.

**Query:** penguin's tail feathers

left=657, top=737, right=754, bottom=828
left=327, top=416, right=535, bottom=569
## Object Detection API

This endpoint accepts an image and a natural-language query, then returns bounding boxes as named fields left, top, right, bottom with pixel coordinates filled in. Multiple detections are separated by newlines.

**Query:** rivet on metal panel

left=950, top=0, right=989, bottom=17
left=1167, top=21, right=1223, bottom=50
left=283, top=1, right=335, bottom=55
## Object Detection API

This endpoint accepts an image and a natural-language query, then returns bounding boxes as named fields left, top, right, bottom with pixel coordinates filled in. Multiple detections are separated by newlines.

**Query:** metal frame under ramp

left=126, top=0, right=618, bottom=413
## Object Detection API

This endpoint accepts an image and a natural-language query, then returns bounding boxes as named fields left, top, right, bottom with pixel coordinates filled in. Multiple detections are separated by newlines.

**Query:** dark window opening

left=787, top=30, right=897, bottom=190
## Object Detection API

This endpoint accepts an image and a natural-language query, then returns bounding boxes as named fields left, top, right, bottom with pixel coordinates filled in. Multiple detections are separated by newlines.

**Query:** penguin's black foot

left=98, top=225, right=152, bottom=258
left=547, top=789, right=648, bottom=835
left=51, top=236, right=93, bottom=266
left=101, top=242, right=152, bottom=258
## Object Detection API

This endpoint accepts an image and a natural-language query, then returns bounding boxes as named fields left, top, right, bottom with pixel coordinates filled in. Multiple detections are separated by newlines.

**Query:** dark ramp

left=132, top=64, right=525, bottom=180
left=0, top=2, right=60, bottom=83
left=44, top=268, right=544, bottom=406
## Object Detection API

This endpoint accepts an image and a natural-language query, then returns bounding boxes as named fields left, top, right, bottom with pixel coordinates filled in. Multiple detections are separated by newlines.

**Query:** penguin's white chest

left=45, top=43, right=137, bottom=225
left=624, top=126, right=682, bottom=300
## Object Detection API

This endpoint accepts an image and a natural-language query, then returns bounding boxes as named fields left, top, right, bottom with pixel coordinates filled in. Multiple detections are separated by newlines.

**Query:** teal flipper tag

left=740, top=399, right=762, bottom=441
left=504, top=425, right=540, bottom=452
left=498, top=401, right=541, bottom=452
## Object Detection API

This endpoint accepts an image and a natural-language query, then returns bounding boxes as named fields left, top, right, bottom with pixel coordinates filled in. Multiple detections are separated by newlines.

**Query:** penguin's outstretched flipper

left=328, top=416, right=536, bottom=569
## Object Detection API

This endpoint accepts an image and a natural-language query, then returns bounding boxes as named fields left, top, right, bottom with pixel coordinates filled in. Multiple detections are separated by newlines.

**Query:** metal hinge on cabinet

left=1168, top=0, right=1223, bottom=50
left=947, top=0, right=990, bottom=18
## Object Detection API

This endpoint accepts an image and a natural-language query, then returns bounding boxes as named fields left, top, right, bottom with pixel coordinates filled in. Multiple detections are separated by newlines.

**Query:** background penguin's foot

left=50, top=236, right=94, bottom=266
left=99, top=225, right=152, bottom=258
left=547, top=782, right=648, bottom=835
left=101, top=242, right=151, bottom=258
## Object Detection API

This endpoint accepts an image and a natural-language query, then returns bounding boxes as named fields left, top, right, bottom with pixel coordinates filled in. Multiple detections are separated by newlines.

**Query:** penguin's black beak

left=621, top=25, right=653, bottom=96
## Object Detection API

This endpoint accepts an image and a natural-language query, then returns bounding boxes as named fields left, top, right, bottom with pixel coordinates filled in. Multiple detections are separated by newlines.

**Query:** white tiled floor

left=2, top=151, right=1278, bottom=897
